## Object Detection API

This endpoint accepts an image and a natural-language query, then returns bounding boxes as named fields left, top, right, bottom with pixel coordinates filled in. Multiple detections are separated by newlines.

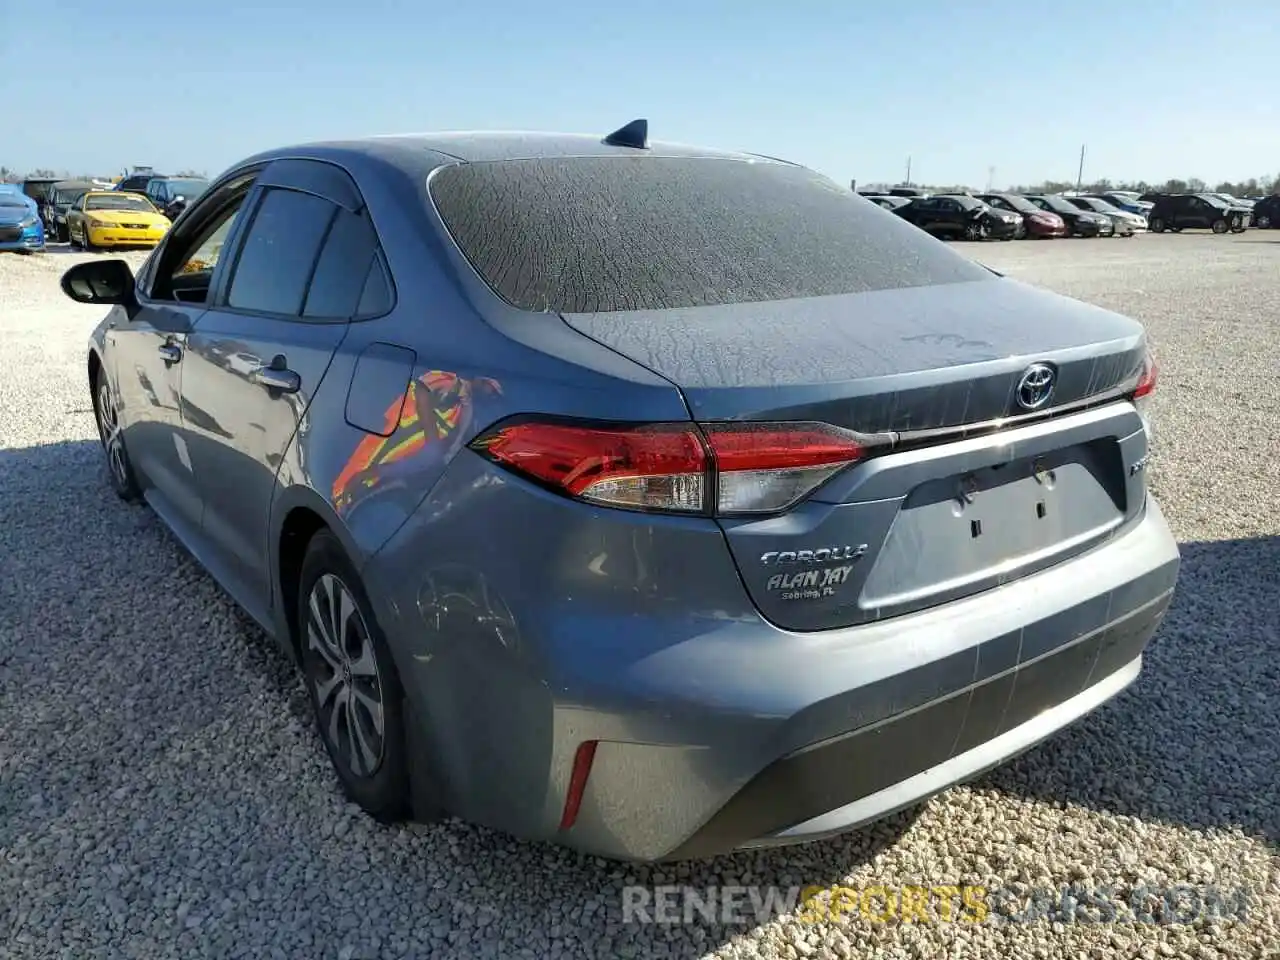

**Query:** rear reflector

left=471, top=418, right=876, bottom=516
left=559, top=740, right=598, bottom=830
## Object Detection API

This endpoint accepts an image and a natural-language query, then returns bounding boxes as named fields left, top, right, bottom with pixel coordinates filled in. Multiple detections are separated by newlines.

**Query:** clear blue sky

left=2, top=0, right=1276, bottom=188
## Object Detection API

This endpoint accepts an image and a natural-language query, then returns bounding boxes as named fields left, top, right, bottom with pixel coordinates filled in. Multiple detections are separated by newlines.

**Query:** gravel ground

left=1, top=236, right=1276, bottom=959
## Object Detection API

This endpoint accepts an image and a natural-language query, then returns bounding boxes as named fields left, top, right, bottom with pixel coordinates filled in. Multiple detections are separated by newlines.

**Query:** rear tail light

left=470, top=418, right=880, bottom=516
left=1132, top=349, right=1158, bottom=439
left=1133, top=351, right=1158, bottom=399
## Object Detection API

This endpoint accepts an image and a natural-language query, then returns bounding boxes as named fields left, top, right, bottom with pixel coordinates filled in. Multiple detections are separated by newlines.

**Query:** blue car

left=0, top=192, right=45, bottom=252
left=59, top=121, right=1178, bottom=862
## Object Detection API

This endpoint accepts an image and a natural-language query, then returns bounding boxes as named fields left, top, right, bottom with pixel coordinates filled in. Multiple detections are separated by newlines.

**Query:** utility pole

left=1076, top=144, right=1086, bottom=193
left=905, top=156, right=912, bottom=186
left=987, top=166, right=995, bottom=191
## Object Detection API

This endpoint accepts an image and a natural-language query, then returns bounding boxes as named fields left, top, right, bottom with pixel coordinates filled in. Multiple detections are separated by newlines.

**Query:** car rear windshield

left=428, top=157, right=990, bottom=314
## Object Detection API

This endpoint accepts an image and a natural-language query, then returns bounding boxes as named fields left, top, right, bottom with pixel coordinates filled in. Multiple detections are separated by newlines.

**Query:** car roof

left=233, top=130, right=782, bottom=180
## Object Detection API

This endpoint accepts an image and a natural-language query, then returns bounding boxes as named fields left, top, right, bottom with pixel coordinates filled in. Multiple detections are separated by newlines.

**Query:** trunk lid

left=562, top=278, right=1150, bottom=631
left=561, top=277, right=1145, bottom=431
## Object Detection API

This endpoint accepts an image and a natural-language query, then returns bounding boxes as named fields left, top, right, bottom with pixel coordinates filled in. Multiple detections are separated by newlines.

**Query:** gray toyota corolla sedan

left=61, top=119, right=1180, bottom=862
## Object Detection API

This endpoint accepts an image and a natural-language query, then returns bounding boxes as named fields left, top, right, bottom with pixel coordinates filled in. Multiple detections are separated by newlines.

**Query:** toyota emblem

left=1015, top=363, right=1056, bottom=411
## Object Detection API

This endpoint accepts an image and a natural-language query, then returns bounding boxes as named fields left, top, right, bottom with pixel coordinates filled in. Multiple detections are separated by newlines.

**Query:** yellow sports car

left=67, top=191, right=171, bottom=250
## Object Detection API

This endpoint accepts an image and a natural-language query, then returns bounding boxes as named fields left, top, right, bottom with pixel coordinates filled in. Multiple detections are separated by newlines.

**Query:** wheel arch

left=271, top=485, right=370, bottom=659
left=87, top=348, right=102, bottom=393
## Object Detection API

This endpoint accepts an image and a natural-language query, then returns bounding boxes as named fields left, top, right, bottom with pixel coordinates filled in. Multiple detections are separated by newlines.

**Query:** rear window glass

left=429, top=157, right=990, bottom=314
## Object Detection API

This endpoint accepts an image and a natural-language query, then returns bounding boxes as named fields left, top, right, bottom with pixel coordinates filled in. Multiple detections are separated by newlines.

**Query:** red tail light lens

left=701, top=422, right=866, bottom=514
left=472, top=421, right=707, bottom=512
left=1133, top=351, right=1158, bottom=399
left=471, top=419, right=873, bottom=516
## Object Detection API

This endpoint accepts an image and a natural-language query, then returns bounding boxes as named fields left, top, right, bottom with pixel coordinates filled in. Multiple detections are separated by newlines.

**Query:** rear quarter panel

left=269, top=153, right=693, bottom=580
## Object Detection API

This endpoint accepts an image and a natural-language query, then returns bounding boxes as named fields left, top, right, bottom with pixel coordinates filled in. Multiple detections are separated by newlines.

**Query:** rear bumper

left=668, top=585, right=1165, bottom=858
left=371, top=470, right=1179, bottom=861
left=630, top=499, right=1177, bottom=862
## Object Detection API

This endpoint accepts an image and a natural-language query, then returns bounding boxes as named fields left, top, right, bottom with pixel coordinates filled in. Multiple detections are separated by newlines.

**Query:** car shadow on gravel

left=980, top=534, right=1280, bottom=851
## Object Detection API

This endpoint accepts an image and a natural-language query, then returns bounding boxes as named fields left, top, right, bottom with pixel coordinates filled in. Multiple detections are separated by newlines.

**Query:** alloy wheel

left=306, top=573, right=387, bottom=779
left=95, top=379, right=129, bottom=488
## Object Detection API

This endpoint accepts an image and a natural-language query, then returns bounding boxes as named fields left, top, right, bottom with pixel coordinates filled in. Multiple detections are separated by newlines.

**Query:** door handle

left=158, top=343, right=182, bottom=364
left=250, top=364, right=301, bottom=394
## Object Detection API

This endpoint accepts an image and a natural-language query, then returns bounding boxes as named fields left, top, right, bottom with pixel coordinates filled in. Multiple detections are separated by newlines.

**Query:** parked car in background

left=144, top=176, right=210, bottom=220
left=976, top=192, right=1066, bottom=239
left=20, top=176, right=61, bottom=226
left=1209, top=192, right=1252, bottom=209
left=1249, top=194, right=1279, bottom=228
left=67, top=191, right=172, bottom=249
left=889, top=186, right=930, bottom=198
left=115, top=171, right=163, bottom=193
left=862, top=194, right=913, bottom=211
left=894, top=194, right=1021, bottom=240
left=1024, top=195, right=1113, bottom=237
left=1098, top=191, right=1153, bottom=216
left=1146, top=194, right=1250, bottom=234
left=1090, top=193, right=1152, bottom=217
left=44, top=180, right=97, bottom=241
left=1065, top=196, right=1142, bottom=236
left=59, top=124, right=1178, bottom=861
left=0, top=192, right=45, bottom=253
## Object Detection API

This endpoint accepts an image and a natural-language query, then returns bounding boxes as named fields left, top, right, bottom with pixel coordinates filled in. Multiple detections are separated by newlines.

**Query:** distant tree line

left=864, top=174, right=1278, bottom=197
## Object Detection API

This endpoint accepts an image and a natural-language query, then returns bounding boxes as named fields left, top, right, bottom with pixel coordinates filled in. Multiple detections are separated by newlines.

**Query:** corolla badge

left=759, top=545, right=868, bottom=566
left=1015, top=363, right=1056, bottom=411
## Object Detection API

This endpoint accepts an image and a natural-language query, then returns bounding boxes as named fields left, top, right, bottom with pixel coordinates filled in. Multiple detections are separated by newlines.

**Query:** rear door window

left=302, top=208, right=381, bottom=320
left=429, top=157, right=990, bottom=314
left=225, top=187, right=335, bottom=316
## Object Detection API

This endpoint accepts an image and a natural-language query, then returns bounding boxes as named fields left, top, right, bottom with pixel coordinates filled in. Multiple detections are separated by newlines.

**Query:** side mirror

left=60, top=258, right=137, bottom=307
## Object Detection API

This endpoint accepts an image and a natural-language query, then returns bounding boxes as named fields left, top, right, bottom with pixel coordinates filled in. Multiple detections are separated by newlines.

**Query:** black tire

left=93, top=367, right=141, bottom=501
left=1148, top=217, right=1165, bottom=233
left=1256, top=214, right=1271, bottom=229
left=298, top=530, right=411, bottom=822
left=1211, top=218, right=1229, bottom=235
left=963, top=220, right=987, bottom=242
left=82, top=222, right=95, bottom=250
